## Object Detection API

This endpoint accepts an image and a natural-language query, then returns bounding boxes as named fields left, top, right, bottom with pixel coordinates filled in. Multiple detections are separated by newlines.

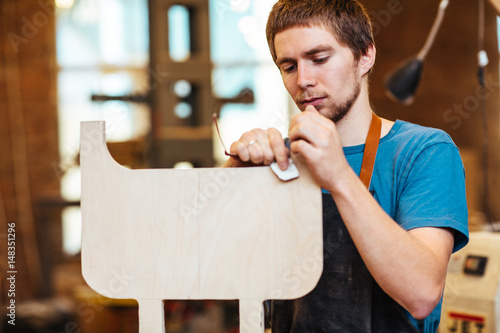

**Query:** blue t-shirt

left=324, top=120, right=469, bottom=332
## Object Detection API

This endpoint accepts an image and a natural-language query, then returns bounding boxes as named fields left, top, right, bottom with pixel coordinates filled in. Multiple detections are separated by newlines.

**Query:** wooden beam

left=1, top=1, right=43, bottom=296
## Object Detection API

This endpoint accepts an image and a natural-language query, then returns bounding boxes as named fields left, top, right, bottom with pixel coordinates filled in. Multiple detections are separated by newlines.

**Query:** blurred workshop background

left=1, top=0, right=500, bottom=332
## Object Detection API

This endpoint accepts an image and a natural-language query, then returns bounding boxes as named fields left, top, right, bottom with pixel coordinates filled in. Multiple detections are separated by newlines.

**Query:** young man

left=224, top=0, right=469, bottom=332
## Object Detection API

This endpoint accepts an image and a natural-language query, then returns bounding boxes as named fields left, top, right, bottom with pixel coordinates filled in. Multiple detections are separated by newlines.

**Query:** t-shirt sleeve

left=395, top=141, right=469, bottom=253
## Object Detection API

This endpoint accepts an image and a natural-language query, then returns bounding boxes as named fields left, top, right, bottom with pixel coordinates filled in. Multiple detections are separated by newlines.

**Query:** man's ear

left=358, top=43, right=376, bottom=77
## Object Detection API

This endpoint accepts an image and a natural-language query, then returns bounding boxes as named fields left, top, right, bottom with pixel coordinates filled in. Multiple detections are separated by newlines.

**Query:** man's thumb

left=304, top=105, right=319, bottom=113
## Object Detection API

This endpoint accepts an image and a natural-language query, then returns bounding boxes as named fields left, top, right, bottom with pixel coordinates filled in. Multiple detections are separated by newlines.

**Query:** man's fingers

left=289, top=107, right=338, bottom=148
left=288, top=120, right=318, bottom=146
left=228, top=128, right=288, bottom=168
left=230, top=141, right=250, bottom=162
left=248, top=142, right=267, bottom=165
left=268, top=128, right=289, bottom=170
left=290, top=139, right=315, bottom=159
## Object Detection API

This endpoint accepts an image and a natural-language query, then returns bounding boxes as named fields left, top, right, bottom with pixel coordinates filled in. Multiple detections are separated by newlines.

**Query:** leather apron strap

left=359, top=113, right=382, bottom=189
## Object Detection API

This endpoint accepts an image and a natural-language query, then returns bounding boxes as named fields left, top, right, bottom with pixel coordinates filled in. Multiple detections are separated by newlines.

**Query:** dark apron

left=271, top=114, right=420, bottom=332
left=270, top=194, right=420, bottom=332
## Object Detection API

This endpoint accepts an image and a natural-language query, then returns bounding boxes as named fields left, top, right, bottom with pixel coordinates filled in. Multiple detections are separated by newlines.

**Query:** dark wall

left=362, top=0, right=500, bottom=223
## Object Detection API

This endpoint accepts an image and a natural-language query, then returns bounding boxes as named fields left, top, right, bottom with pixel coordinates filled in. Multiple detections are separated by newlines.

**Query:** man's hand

left=223, top=127, right=290, bottom=170
left=288, top=105, right=349, bottom=192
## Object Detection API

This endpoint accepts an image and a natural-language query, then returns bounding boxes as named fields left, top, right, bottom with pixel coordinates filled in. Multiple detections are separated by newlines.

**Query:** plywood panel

left=80, top=121, right=323, bottom=333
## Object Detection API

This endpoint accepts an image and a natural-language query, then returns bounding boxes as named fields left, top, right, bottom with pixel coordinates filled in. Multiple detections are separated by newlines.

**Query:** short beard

left=324, top=78, right=361, bottom=123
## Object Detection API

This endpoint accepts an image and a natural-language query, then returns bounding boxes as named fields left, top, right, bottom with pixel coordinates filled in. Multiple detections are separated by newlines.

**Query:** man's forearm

left=330, top=168, right=454, bottom=319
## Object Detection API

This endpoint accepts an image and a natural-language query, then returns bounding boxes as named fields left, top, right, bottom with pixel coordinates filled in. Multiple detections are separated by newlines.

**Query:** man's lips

left=301, top=97, right=325, bottom=107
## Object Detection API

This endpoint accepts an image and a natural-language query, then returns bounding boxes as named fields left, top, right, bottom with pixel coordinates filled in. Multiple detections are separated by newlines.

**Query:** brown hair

left=266, top=0, right=374, bottom=64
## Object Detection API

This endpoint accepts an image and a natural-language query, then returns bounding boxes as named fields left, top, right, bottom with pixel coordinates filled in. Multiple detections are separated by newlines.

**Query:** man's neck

left=335, top=87, right=374, bottom=147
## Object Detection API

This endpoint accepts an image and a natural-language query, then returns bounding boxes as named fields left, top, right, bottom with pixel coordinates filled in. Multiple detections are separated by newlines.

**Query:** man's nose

left=297, top=63, right=316, bottom=89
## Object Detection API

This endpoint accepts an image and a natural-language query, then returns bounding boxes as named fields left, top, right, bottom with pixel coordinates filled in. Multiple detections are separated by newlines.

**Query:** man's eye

left=313, top=57, right=329, bottom=64
left=282, top=65, right=296, bottom=73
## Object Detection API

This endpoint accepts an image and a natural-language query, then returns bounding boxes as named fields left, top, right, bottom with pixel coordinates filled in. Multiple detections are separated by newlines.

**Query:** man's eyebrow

left=276, top=45, right=334, bottom=67
left=303, top=45, right=334, bottom=57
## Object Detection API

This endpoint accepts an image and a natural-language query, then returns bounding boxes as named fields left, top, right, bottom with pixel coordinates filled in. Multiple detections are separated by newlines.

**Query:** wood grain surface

left=80, top=121, right=323, bottom=333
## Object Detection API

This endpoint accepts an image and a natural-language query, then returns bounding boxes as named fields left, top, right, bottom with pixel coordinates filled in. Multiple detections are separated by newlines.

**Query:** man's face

left=274, top=25, right=362, bottom=122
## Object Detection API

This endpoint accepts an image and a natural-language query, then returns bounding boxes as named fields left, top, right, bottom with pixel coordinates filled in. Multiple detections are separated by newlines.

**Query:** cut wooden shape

left=80, top=121, right=323, bottom=333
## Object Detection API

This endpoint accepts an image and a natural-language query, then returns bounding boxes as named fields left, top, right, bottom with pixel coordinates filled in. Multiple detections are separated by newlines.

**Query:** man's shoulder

left=377, top=120, right=461, bottom=167
left=385, top=120, right=456, bottom=149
